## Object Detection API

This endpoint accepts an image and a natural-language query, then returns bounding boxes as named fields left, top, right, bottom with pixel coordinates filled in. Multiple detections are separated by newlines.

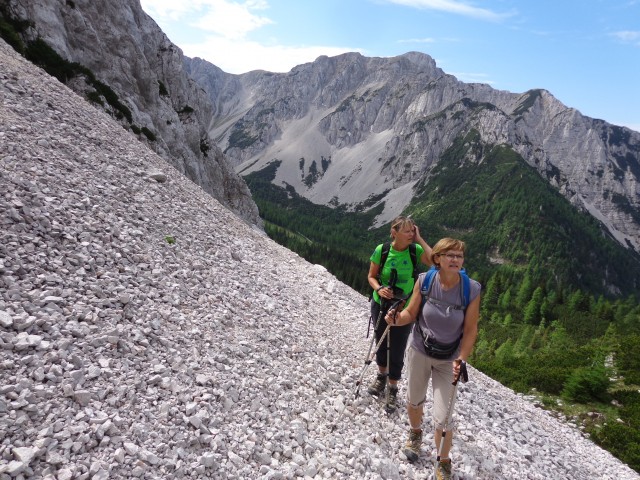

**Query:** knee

left=434, top=417, right=456, bottom=431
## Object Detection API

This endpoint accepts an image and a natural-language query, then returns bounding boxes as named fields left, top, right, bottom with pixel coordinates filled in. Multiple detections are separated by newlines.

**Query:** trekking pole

left=384, top=325, right=392, bottom=412
left=330, top=323, right=392, bottom=432
left=329, top=296, right=406, bottom=432
left=383, top=295, right=406, bottom=414
left=435, top=360, right=469, bottom=476
left=364, top=301, right=387, bottom=361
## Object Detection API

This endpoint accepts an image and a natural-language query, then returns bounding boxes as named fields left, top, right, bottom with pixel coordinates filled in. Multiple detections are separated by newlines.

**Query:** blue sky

left=140, top=0, right=640, bottom=132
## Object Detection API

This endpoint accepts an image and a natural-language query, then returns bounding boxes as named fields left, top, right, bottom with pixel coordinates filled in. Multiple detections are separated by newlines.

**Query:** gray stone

left=0, top=311, right=13, bottom=328
left=73, top=390, right=92, bottom=406
left=12, top=446, right=38, bottom=465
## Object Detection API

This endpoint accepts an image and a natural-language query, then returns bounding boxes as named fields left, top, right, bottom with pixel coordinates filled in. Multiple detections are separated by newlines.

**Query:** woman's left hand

left=378, top=286, right=393, bottom=299
left=453, top=358, right=464, bottom=381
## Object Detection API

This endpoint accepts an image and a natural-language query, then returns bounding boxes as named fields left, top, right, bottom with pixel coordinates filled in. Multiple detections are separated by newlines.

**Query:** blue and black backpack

left=420, top=265, right=471, bottom=310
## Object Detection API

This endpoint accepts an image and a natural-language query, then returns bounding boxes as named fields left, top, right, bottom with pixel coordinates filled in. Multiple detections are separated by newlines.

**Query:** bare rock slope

left=1, top=40, right=638, bottom=479
left=3, top=0, right=259, bottom=226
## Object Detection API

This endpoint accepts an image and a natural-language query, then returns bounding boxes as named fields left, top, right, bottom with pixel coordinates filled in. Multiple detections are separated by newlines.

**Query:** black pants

left=370, top=299, right=413, bottom=381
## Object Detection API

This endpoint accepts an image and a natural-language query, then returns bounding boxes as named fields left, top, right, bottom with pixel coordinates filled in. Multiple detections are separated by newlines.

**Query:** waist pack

left=422, top=334, right=462, bottom=359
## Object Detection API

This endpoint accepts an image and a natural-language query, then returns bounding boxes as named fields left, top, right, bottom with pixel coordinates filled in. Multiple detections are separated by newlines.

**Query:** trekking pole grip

left=453, top=359, right=469, bottom=385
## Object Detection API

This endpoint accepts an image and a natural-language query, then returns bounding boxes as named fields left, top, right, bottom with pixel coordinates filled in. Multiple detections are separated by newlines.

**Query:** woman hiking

left=366, top=216, right=432, bottom=412
left=384, top=237, right=481, bottom=480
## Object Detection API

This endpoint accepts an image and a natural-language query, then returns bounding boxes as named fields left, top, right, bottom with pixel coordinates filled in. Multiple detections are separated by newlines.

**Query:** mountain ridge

left=185, top=50, right=640, bottom=254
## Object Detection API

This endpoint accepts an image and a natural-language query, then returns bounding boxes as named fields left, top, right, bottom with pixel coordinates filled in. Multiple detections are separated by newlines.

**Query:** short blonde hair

left=390, top=216, right=415, bottom=238
left=431, top=237, right=466, bottom=266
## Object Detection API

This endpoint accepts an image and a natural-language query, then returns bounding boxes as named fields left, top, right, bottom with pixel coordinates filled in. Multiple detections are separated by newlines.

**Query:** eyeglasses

left=439, top=253, right=464, bottom=260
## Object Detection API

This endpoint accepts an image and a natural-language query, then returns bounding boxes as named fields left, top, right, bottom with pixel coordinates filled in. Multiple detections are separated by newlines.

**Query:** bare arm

left=368, top=261, right=396, bottom=300
left=456, top=293, right=480, bottom=362
left=368, top=261, right=381, bottom=291
left=414, top=225, right=432, bottom=266
left=452, top=292, right=481, bottom=380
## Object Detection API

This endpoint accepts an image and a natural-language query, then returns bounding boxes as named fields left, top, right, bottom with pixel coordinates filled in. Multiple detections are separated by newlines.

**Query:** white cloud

left=385, top=0, right=515, bottom=21
left=611, top=30, right=640, bottom=45
left=141, top=0, right=270, bottom=33
left=140, top=0, right=199, bottom=20
left=190, top=2, right=273, bottom=40
left=182, top=37, right=363, bottom=73
left=141, top=0, right=362, bottom=73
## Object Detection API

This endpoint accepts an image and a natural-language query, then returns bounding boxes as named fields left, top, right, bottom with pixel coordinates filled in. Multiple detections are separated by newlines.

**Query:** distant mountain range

left=3, top=0, right=639, bottom=296
left=185, top=52, right=640, bottom=257
left=184, top=49, right=640, bottom=296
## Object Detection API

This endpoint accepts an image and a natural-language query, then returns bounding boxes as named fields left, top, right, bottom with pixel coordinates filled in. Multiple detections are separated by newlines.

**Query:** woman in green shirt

left=367, top=216, right=432, bottom=411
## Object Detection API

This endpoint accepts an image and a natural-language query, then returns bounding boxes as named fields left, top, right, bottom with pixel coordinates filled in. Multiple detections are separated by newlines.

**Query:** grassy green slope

left=406, top=129, right=640, bottom=297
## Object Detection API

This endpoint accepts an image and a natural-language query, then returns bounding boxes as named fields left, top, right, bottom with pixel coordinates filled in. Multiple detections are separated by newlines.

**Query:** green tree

left=567, top=289, right=591, bottom=312
left=515, top=274, right=534, bottom=310
left=618, top=335, right=640, bottom=385
left=513, top=325, right=534, bottom=357
left=482, top=273, right=500, bottom=318
left=592, top=423, right=640, bottom=473
left=498, top=288, right=512, bottom=311
left=562, top=366, right=610, bottom=403
left=524, top=286, right=544, bottom=324
left=495, top=338, right=515, bottom=364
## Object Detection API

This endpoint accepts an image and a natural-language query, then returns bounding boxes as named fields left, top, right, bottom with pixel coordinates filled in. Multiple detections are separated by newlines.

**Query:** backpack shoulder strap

left=409, top=243, right=418, bottom=282
left=417, top=267, right=438, bottom=341
left=379, top=242, right=391, bottom=270
left=375, top=242, right=391, bottom=284
left=459, top=268, right=471, bottom=308
left=421, top=267, right=471, bottom=311
left=420, top=266, right=438, bottom=297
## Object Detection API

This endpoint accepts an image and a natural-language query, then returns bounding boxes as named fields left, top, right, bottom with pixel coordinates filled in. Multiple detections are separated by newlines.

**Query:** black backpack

left=377, top=242, right=420, bottom=285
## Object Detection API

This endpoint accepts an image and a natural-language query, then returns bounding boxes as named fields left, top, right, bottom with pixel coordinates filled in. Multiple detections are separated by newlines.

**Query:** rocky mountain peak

left=189, top=50, right=640, bottom=253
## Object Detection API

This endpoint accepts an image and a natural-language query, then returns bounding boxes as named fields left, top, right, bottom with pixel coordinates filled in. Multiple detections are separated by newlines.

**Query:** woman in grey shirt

left=385, top=237, right=481, bottom=480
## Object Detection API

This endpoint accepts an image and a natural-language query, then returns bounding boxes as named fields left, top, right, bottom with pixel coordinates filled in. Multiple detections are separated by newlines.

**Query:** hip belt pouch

left=423, top=334, right=461, bottom=359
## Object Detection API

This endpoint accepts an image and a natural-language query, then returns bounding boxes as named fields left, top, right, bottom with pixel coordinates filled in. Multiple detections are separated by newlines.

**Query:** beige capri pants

left=406, top=346, right=458, bottom=430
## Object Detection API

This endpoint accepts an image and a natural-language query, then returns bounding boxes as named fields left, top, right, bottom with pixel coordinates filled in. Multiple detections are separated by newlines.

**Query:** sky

left=140, top=0, right=640, bottom=132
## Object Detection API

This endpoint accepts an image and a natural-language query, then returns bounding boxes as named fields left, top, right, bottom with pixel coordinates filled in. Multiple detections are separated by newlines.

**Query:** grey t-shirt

left=409, top=271, right=481, bottom=355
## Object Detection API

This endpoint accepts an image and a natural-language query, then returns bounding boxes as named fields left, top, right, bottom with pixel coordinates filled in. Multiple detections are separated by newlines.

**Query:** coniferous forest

left=245, top=133, right=640, bottom=472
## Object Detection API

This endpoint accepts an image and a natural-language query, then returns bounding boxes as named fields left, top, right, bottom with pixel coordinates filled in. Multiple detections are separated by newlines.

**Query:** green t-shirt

left=370, top=243, right=424, bottom=303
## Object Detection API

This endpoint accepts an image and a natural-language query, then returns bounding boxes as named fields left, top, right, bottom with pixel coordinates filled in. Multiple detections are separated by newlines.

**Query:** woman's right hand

left=385, top=307, right=399, bottom=325
left=378, top=286, right=392, bottom=299
left=385, top=300, right=406, bottom=325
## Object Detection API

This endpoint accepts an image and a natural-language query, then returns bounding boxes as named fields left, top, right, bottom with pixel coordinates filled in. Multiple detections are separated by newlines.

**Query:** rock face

left=3, top=0, right=260, bottom=226
left=187, top=51, right=640, bottom=252
left=1, top=39, right=638, bottom=480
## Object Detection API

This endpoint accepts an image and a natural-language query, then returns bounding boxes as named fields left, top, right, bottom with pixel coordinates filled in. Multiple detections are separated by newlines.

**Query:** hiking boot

left=402, top=428, right=422, bottom=462
left=435, top=459, right=452, bottom=480
left=367, top=374, right=386, bottom=396
left=384, top=385, right=399, bottom=413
